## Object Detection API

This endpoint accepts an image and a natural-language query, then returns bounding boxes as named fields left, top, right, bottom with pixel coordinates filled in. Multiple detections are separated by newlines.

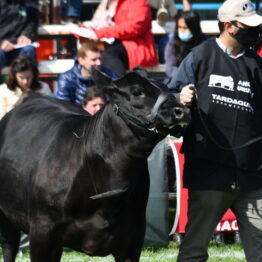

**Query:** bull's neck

left=89, top=104, right=162, bottom=158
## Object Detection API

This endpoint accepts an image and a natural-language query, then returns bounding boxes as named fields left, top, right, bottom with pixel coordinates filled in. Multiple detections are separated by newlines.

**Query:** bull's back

left=0, top=95, right=91, bottom=226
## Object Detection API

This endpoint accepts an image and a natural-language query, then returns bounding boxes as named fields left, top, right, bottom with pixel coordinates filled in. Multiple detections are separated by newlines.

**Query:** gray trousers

left=177, top=189, right=262, bottom=262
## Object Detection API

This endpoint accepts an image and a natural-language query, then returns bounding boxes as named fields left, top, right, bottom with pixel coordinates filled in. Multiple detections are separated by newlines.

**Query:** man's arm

left=53, top=73, right=74, bottom=102
left=0, top=40, right=15, bottom=52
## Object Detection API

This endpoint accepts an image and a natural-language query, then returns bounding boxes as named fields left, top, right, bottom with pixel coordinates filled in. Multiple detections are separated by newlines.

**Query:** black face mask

left=233, top=26, right=261, bottom=47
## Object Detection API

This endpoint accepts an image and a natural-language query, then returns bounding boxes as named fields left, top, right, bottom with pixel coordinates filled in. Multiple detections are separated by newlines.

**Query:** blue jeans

left=156, top=33, right=173, bottom=64
left=0, top=46, right=36, bottom=70
left=61, top=0, right=82, bottom=17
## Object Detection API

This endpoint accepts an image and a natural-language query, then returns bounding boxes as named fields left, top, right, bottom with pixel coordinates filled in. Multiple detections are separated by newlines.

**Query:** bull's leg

left=0, top=211, right=21, bottom=262
left=29, top=223, right=63, bottom=262
left=113, top=237, right=143, bottom=262
left=113, top=221, right=145, bottom=262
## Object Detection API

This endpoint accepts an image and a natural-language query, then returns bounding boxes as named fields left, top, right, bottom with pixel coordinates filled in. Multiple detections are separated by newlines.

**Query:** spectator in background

left=53, top=41, right=117, bottom=106
left=148, top=0, right=178, bottom=25
left=169, top=0, right=262, bottom=261
left=0, top=0, right=38, bottom=74
left=86, top=0, right=158, bottom=77
left=164, top=10, right=205, bottom=83
left=148, top=0, right=193, bottom=25
left=90, top=0, right=117, bottom=29
left=0, top=55, right=51, bottom=119
left=82, top=86, right=106, bottom=115
left=148, top=0, right=193, bottom=64
left=61, top=0, right=83, bottom=24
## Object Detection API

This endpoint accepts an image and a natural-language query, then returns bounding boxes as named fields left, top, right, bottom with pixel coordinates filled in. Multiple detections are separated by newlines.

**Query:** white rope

left=168, top=136, right=182, bottom=235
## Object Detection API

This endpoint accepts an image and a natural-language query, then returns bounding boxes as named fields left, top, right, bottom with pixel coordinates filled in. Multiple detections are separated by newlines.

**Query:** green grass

left=6, top=241, right=245, bottom=262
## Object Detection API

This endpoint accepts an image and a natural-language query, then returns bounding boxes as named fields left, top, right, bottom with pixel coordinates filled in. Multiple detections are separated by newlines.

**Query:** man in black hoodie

left=168, top=0, right=262, bottom=261
left=0, top=0, right=38, bottom=73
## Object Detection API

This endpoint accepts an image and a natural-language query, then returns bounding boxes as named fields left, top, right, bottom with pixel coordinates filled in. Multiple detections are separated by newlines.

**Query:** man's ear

left=78, top=56, right=84, bottom=66
left=225, top=21, right=235, bottom=34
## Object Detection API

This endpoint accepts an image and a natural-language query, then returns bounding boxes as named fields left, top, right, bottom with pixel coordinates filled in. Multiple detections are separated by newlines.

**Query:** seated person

left=148, top=0, right=193, bottom=20
left=53, top=41, right=118, bottom=106
left=82, top=86, right=106, bottom=115
left=0, top=54, right=52, bottom=119
left=61, top=0, right=83, bottom=24
left=148, top=0, right=193, bottom=63
left=164, top=10, right=206, bottom=83
left=85, top=0, right=158, bottom=77
left=0, top=0, right=38, bottom=72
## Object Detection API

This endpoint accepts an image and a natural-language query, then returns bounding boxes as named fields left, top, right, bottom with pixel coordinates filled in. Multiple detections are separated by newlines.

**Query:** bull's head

left=91, top=67, right=190, bottom=136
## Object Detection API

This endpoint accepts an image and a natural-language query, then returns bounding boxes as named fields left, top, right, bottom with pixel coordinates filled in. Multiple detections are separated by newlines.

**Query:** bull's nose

left=173, top=107, right=184, bottom=120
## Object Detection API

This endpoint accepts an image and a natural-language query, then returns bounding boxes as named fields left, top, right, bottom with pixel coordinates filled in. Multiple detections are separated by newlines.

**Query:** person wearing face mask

left=168, top=0, right=262, bottom=261
left=164, top=10, right=206, bottom=84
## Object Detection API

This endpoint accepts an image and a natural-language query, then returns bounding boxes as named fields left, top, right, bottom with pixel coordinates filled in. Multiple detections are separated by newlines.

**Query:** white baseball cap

left=218, top=0, right=262, bottom=27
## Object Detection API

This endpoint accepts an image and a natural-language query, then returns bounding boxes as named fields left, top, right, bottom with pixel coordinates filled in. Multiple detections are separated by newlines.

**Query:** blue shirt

left=53, top=59, right=118, bottom=106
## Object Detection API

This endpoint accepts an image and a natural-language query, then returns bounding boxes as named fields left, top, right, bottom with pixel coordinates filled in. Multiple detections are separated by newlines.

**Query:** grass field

left=6, top=241, right=245, bottom=262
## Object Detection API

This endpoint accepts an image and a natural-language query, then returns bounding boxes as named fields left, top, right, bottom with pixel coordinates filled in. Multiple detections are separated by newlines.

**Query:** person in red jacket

left=86, top=0, right=158, bottom=76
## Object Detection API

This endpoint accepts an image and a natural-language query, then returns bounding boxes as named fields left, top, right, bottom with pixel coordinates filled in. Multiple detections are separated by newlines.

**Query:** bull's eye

left=133, top=91, right=144, bottom=97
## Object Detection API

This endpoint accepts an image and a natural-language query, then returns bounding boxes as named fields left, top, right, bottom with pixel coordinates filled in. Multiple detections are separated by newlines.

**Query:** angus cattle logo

left=208, top=74, right=234, bottom=91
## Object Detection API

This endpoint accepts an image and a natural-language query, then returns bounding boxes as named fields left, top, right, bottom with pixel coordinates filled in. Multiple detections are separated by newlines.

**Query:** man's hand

left=17, top=35, right=32, bottom=45
left=180, top=84, right=196, bottom=106
left=1, top=40, right=14, bottom=52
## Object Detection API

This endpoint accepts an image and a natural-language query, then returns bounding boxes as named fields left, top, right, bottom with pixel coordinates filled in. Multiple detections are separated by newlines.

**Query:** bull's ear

left=91, top=66, right=113, bottom=87
left=131, top=66, right=148, bottom=78
left=91, top=66, right=117, bottom=96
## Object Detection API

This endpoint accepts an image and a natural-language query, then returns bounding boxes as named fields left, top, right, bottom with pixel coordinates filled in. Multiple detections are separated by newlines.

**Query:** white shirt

left=0, top=81, right=52, bottom=119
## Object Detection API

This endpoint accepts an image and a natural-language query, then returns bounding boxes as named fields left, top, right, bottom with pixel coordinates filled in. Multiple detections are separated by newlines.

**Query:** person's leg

left=158, top=35, right=170, bottom=64
left=232, top=188, right=262, bottom=262
left=0, top=50, right=7, bottom=70
left=67, top=0, right=82, bottom=18
left=18, top=46, right=37, bottom=62
left=177, top=190, right=238, bottom=262
left=61, top=0, right=67, bottom=19
left=101, top=41, right=129, bottom=77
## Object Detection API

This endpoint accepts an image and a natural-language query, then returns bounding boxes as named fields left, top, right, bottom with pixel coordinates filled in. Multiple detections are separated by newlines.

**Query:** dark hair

left=7, top=55, right=40, bottom=91
left=172, top=10, right=205, bottom=66
left=218, top=21, right=225, bottom=33
left=82, top=86, right=106, bottom=107
left=77, top=41, right=100, bottom=58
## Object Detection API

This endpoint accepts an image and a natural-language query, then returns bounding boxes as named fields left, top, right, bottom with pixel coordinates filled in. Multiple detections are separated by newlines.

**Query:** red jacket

left=94, top=0, right=158, bottom=69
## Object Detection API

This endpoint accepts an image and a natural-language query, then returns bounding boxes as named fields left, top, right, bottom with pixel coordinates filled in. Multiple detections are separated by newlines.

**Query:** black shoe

left=173, top=233, right=183, bottom=244
left=234, top=231, right=241, bottom=244
left=69, top=16, right=81, bottom=24
left=213, top=232, right=225, bottom=245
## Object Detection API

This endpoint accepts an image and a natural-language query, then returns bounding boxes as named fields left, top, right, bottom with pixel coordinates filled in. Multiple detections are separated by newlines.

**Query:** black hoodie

left=0, top=0, right=38, bottom=44
left=181, top=38, right=262, bottom=190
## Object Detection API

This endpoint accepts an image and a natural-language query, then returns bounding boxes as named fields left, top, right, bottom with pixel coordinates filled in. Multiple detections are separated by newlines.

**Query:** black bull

left=0, top=68, right=190, bottom=262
